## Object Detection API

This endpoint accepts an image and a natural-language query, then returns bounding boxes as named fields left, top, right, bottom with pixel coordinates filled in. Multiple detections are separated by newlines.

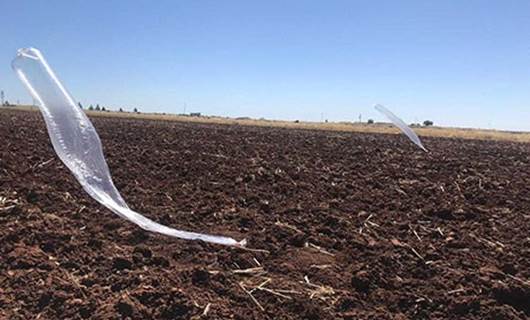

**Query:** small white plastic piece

left=374, top=104, right=428, bottom=152
left=12, top=47, right=244, bottom=247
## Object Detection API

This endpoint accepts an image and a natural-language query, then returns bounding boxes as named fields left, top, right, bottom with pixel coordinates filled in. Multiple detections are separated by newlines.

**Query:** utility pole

left=1, top=90, right=4, bottom=105
left=359, top=113, right=362, bottom=123
left=320, top=112, right=324, bottom=122
left=183, top=103, right=187, bottom=115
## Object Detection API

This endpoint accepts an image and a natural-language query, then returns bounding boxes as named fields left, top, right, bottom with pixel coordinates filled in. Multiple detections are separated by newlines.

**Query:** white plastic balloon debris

left=374, top=104, right=428, bottom=152
left=12, top=48, right=245, bottom=247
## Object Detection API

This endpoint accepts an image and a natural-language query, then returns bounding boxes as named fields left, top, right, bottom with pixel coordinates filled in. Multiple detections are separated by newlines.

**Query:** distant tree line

left=77, top=102, right=139, bottom=113
left=365, top=119, right=434, bottom=126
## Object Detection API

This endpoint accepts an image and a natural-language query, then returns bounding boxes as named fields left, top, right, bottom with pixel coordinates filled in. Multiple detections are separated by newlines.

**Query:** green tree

left=88, top=105, right=94, bottom=111
left=423, top=120, right=434, bottom=126
left=78, top=102, right=83, bottom=109
left=95, top=104, right=101, bottom=111
left=367, top=119, right=374, bottom=124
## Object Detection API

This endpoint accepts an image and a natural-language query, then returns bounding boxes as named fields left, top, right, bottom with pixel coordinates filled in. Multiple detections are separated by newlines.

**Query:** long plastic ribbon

left=12, top=48, right=245, bottom=247
left=375, top=104, right=428, bottom=152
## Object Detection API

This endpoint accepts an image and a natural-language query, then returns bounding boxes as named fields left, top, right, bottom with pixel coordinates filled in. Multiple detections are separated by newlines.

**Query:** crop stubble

left=0, top=109, right=529, bottom=319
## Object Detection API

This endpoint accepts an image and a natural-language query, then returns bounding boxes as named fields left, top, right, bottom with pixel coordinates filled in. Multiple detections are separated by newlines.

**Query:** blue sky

left=2, top=1, right=530, bottom=130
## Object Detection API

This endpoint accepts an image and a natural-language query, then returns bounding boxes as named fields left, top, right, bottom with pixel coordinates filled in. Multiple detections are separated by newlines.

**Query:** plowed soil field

left=1, top=109, right=529, bottom=319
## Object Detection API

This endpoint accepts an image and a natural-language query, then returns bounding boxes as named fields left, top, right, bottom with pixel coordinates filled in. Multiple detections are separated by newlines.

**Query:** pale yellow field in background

left=4, top=105, right=530, bottom=143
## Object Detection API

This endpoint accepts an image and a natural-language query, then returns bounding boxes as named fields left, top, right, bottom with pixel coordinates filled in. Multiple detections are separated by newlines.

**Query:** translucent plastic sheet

left=374, top=104, right=428, bottom=152
left=12, top=48, right=245, bottom=247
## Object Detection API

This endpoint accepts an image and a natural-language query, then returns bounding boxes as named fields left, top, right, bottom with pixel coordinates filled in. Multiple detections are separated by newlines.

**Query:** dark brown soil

left=1, top=109, right=529, bottom=319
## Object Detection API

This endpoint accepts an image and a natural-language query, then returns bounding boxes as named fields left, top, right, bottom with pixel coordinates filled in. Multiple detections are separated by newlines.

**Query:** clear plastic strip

left=374, top=104, right=428, bottom=152
left=12, top=48, right=245, bottom=247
